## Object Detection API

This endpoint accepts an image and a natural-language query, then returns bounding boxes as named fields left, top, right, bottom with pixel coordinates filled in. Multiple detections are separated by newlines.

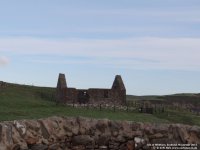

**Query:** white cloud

left=0, top=37, right=200, bottom=70
left=0, top=56, right=9, bottom=66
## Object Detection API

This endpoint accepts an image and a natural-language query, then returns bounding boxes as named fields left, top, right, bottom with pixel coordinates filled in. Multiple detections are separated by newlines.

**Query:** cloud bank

left=0, top=37, right=200, bottom=70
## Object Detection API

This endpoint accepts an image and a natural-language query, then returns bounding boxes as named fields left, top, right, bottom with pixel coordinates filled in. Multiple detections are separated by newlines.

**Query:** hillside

left=0, top=82, right=199, bottom=126
left=127, top=93, right=200, bottom=106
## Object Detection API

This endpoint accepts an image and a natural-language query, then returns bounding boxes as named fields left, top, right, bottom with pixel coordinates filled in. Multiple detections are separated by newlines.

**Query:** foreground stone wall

left=0, top=117, right=199, bottom=150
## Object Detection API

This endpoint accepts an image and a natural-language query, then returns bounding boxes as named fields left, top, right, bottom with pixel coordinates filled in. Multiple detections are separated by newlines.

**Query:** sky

left=1, top=0, right=200, bottom=95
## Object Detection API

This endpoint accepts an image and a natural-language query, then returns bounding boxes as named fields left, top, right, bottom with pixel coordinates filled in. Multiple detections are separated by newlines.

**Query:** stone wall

left=0, top=81, right=7, bottom=88
left=87, top=89, right=123, bottom=105
left=66, top=88, right=78, bottom=103
left=0, top=116, right=199, bottom=150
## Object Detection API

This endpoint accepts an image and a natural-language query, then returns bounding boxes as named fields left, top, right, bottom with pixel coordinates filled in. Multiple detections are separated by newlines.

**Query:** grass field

left=0, top=84, right=199, bottom=126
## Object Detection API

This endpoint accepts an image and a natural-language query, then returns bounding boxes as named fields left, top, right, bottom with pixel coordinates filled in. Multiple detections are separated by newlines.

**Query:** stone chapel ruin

left=56, top=73, right=126, bottom=105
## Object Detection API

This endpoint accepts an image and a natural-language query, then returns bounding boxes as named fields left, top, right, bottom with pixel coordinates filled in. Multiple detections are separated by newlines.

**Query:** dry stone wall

left=0, top=116, right=199, bottom=150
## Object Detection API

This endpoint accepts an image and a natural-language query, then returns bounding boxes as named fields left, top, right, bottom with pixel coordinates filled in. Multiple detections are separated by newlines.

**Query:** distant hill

left=127, top=93, right=200, bottom=106
left=1, top=81, right=200, bottom=105
left=0, top=82, right=199, bottom=126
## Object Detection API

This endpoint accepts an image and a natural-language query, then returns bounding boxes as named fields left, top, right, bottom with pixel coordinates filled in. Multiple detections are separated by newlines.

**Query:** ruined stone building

left=0, top=81, right=6, bottom=88
left=56, top=73, right=126, bottom=105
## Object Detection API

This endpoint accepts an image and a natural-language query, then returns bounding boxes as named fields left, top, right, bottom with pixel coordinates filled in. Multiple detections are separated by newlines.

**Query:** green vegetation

left=154, top=109, right=200, bottom=126
left=0, top=84, right=199, bottom=126
left=126, top=95, right=164, bottom=101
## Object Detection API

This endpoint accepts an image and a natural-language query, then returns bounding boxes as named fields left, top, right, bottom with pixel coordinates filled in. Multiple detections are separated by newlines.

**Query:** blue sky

left=1, top=0, right=200, bottom=95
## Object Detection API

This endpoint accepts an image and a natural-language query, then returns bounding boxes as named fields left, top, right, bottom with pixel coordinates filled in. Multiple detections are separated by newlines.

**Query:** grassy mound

left=0, top=83, right=199, bottom=126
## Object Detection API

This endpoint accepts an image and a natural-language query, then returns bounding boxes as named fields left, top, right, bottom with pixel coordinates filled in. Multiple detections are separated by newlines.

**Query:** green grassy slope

left=0, top=83, right=199, bottom=126
left=126, top=95, right=164, bottom=101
